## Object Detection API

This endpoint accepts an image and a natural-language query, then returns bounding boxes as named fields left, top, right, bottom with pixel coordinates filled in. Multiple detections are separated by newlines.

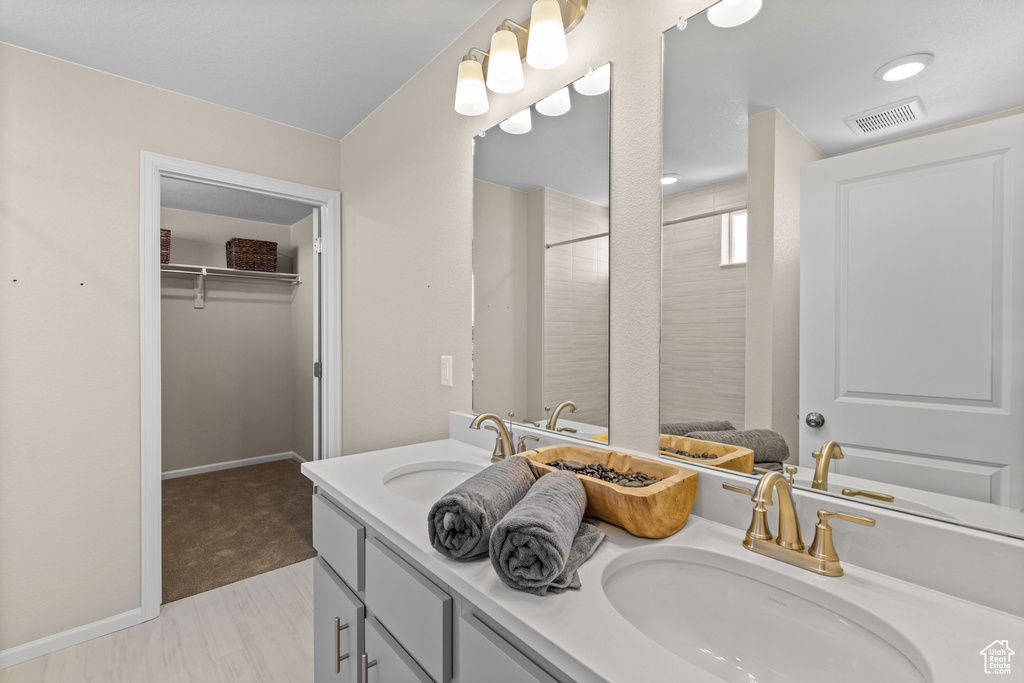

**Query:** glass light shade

left=499, top=108, right=532, bottom=135
left=707, top=0, right=763, bottom=28
left=486, top=28, right=525, bottom=94
left=573, top=63, right=610, bottom=96
left=526, top=0, right=568, bottom=70
left=454, top=58, right=489, bottom=116
left=534, top=86, right=571, bottom=116
left=875, top=53, right=934, bottom=82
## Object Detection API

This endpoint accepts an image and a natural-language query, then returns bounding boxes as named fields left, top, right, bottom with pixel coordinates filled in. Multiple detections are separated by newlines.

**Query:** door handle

left=805, top=412, right=825, bottom=428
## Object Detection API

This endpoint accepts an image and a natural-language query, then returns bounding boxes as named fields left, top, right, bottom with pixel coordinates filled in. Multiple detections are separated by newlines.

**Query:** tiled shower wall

left=541, top=189, right=610, bottom=428
left=661, top=179, right=747, bottom=428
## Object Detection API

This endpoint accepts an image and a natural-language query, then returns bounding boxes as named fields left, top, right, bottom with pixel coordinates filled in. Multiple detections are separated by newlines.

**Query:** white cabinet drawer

left=458, top=613, right=558, bottom=683
left=364, top=537, right=452, bottom=683
left=313, top=493, right=365, bottom=591
left=314, top=558, right=364, bottom=683
left=364, top=615, right=433, bottom=683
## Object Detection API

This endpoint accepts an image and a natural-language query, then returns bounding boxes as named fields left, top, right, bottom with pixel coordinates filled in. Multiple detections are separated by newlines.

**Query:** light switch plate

left=441, top=356, right=453, bottom=386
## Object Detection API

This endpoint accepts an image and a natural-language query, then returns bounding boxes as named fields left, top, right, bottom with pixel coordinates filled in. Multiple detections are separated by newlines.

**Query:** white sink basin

left=602, top=546, right=930, bottom=683
left=382, top=460, right=485, bottom=504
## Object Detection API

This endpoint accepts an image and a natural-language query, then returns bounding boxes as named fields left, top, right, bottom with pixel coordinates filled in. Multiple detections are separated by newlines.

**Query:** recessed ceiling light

left=875, top=53, right=934, bottom=82
left=707, top=0, right=762, bottom=28
left=661, top=174, right=680, bottom=185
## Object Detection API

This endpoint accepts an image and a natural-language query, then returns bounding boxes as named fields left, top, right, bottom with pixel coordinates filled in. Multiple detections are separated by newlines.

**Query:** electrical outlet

left=441, top=356, right=453, bottom=386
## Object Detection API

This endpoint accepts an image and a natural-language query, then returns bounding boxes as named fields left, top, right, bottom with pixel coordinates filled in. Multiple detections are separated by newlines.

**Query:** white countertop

left=303, top=439, right=1024, bottom=683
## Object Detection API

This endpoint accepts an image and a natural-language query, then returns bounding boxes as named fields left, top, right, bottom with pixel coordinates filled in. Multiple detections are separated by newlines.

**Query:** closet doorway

left=140, top=152, right=341, bottom=620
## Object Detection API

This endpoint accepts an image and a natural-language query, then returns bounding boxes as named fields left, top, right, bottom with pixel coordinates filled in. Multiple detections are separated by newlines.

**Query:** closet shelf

left=161, top=263, right=301, bottom=309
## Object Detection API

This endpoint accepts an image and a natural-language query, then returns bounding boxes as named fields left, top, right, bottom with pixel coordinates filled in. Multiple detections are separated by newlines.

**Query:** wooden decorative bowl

left=523, top=444, right=698, bottom=539
left=658, top=434, right=754, bottom=474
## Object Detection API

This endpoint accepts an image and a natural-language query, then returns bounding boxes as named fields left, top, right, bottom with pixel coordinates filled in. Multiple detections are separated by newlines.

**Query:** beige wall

left=471, top=180, right=529, bottom=418
left=0, top=43, right=339, bottom=652
left=338, top=0, right=713, bottom=456
left=745, top=110, right=824, bottom=453
left=662, top=179, right=747, bottom=428
left=160, top=209, right=313, bottom=472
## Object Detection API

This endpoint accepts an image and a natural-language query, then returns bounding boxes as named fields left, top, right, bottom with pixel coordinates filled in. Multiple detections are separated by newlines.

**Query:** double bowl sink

left=373, top=452, right=1004, bottom=682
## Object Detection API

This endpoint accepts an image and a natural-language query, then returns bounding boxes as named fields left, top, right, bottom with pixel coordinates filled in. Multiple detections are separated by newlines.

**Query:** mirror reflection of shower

left=472, top=65, right=611, bottom=441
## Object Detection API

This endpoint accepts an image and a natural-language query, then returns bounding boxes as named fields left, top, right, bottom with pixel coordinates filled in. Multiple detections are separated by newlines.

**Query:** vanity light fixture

left=661, top=173, right=680, bottom=185
left=874, top=53, right=934, bottom=82
left=706, top=0, right=763, bottom=28
left=486, top=26, right=525, bottom=93
left=535, top=86, right=572, bottom=116
left=454, top=55, right=489, bottom=116
left=499, top=107, right=533, bottom=134
left=526, top=0, right=569, bottom=70
left=573, top=63, right=610, bottom=96
left=454, top=0, right=587, bottom=116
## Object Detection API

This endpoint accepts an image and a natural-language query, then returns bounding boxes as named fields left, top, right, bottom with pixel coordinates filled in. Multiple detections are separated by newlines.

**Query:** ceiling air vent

left=844, top=97, right=926, bottom=135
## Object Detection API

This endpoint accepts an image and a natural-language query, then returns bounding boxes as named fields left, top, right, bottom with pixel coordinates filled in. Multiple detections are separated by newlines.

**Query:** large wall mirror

left=662, top=1, right=1024, bottom=538
left=472, top=65, right=611, bottom=441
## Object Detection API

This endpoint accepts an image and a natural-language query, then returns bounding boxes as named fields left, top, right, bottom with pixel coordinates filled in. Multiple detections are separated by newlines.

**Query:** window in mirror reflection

left=720, top=210, right=747, bottom=266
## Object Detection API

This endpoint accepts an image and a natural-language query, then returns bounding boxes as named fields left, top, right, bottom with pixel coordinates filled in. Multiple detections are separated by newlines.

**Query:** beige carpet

left=162, top=458, right=315, bottom=604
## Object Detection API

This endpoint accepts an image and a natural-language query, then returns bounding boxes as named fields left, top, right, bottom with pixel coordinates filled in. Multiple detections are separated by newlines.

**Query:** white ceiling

left=663, top=0, right=1024, bottom=196
left=160, top=177, right=316, bottom=226
left=474, top=79, right=610, bottom=207
left=0, top=0, right=499, bottom=140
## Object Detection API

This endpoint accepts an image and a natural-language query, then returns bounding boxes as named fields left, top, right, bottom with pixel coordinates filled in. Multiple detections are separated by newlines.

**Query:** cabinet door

left=458, top=613, right=558, bottom=683
left=314, top=557, right=364, bottom=683
left=364, top=615, right=433, bottom=683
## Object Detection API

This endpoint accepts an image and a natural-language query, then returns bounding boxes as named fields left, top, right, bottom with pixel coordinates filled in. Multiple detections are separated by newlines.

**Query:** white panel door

left=800, top=113, right=1024, bottom=507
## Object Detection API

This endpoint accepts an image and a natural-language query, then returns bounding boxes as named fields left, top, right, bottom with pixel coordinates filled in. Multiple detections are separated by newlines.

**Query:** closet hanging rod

left=546, top=231, right=609, bottom=249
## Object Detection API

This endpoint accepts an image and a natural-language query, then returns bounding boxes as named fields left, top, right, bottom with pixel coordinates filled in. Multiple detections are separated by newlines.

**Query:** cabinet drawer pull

left=335, top=618, right=351, bottom=672
left=360, top=652, right=378, bottom=683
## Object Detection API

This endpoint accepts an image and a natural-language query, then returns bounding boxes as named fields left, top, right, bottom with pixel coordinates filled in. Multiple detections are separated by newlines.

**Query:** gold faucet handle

left=821, top=510, right=875, bottom=527
left=784, top=465, right=797, bottom=485
left=722, top=483, right=754, bottom=497
left=517, top=435, right=539, bottom=453
left=753, top=466, right=772, bottom=475
left=809, top=509, right=875, bottom=564
left=842, top=488, right=895, bottom=503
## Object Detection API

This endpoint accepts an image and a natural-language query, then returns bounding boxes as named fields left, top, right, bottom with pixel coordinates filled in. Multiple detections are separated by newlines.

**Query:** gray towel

left=684, top=428, right=790, bottom=464
left=489, top=471, right=606, bottom=596
left=660, top=420, right=735, bottom=436
left=428, top=456, right=537, bottom=561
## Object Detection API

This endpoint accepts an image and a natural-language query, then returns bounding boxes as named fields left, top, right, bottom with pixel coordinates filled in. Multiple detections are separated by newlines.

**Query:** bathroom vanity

left=303, top=427, right=1024, bottom=683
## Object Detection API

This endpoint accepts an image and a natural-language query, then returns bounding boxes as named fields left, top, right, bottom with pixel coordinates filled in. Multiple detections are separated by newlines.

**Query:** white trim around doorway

left=139, top=151, right=342, bottom=622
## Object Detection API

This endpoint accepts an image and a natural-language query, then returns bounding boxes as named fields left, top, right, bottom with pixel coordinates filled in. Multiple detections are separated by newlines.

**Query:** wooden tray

left=658, top=434, right=754, bottom=474
left=523, top=444, right=698, bottom=539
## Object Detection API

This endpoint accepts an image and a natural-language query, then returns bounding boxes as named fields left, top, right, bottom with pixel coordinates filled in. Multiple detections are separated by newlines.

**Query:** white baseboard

left=0, top=608, right=143, bottom=670
left=162, top=451, right=307, bottom=480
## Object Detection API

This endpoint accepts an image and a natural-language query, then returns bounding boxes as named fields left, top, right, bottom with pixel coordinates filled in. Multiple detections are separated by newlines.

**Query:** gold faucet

left=723, top=471, right=874, bottom=577
left=546, top=400, right=577, bottom=430
left=470, top=413, right=515, bottom=463
left=811, top=440, right=845, bottom=491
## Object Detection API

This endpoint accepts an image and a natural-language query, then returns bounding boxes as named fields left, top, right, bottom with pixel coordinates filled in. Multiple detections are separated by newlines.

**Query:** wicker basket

left=160, top=229, right=171, bottom=264
left=225, top=238, right=277, bottom=272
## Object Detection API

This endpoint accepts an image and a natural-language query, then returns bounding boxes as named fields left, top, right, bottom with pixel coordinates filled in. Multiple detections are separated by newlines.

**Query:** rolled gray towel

left=660, top=420, right=735, bottom=436
left=489, top=470, right=606, bottom=596
left=685, top=428, right=790, bottom=464
left=428, top=456, right=537, bottom=561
